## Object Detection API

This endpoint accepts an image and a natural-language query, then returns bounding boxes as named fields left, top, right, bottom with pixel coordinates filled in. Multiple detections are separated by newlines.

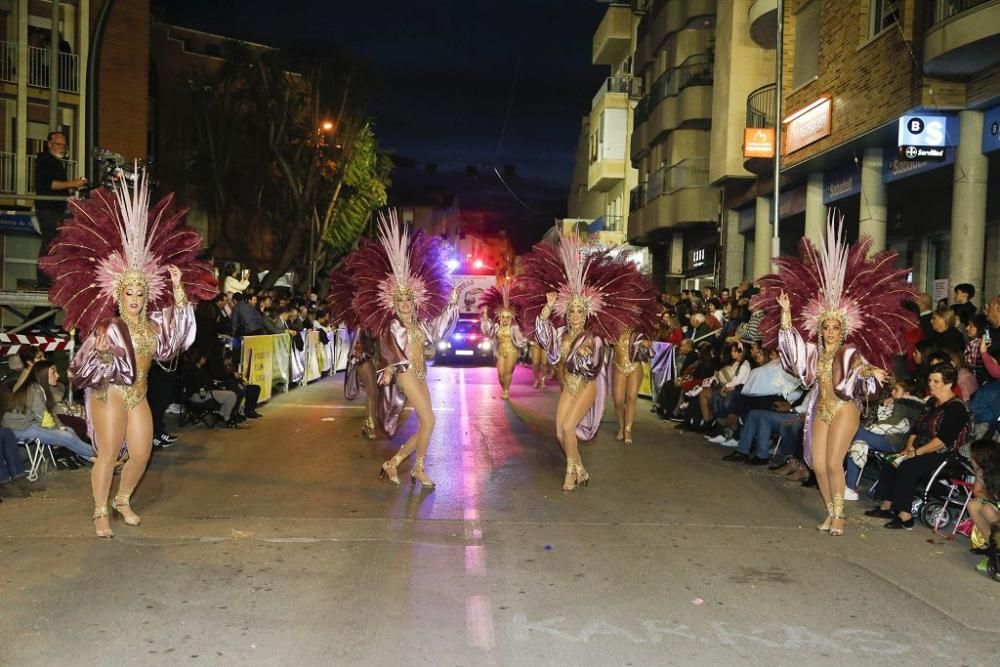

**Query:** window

left=792, top=0, right=821, bottom=89
left=869, top=0, right=899, bottom=37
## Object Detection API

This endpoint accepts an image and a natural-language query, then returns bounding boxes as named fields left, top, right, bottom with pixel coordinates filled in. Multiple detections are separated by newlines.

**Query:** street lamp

left=320, top=120, right=335, bottom=133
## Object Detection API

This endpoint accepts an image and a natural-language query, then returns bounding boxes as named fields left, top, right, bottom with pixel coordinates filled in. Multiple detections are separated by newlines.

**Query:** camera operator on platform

left=33, top=131, right=86, bottom=288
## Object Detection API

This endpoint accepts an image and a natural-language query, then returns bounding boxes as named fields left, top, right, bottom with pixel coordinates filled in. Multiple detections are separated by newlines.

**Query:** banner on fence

left=303, top=330, right=322, bottom=383
left=241, top=335, right=275, bottom=402
left=272, top=333, right=292, bottom=389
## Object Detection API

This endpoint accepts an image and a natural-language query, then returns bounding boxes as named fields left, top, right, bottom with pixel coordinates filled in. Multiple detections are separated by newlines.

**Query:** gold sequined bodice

left=497, top=323, right=516, bottom=359
left=112, top=317, right=156, bottom=410
left=559, top=327, right=587, bottom=395
left=406, top=324, right=428, bottom=380
left=815, top=346, right=844, bottom=425
left=614, top=328, right=638, bottom=375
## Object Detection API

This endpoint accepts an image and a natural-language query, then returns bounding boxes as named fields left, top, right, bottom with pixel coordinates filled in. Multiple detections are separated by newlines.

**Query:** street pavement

left=1, top=364, right=997, bottom=666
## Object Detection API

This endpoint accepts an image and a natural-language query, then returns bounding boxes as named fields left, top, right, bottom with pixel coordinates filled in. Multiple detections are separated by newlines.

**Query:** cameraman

left=34, top=132, right=86, bottom=288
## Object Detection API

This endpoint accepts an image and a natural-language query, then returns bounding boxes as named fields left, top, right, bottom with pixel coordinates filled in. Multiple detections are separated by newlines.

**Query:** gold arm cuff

left=173, top=283, right=189, bottom=308
left=96, top=349, right=114, bottom=365
left=780, top=311, right=792, bottom=330
left=540, top=306, right=552, bottom=320
left=858, top=364, right=875, bottom=379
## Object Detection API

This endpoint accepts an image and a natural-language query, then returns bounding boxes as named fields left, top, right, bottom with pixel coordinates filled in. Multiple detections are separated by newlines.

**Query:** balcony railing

left=746, top=82, right=777, bottom=129
left=634, top=95, right=650, bottom=125
left=0, top=152, right=15, bottom=193
left=600, top=215, right=624, bottom=232
left=630, top=182, right=647, bottom=211
left=646, top=53, right=714, bottom=113
left=0, top=41, right=16, bottom=84
left=592, top=75, right=643, bottom=108
left=26, top=154, right=78, bottom=194
left=932, top=0, right=994, bottom=24
left=644, top=157, right=710, bottom=205
left=632, top=0, right=651, bottom=13
left=25, top=45, right=80, bottom=93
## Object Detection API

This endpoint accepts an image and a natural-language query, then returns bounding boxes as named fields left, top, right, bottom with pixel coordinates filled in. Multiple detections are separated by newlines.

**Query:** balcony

left=0, top=41, right=81, bottom=94
left=641, top=54, right=714, bottom=150
left=640, top=158, right=716, bottom=234
left=636, top=0, right=716, bottom=69
left=747, top=0, right=777, bottom=49
left=591, top=75, right=641, bottom=110
left=0, top=152, right=15, bottom=193
left=924, top=0, right=1000, bottom=78
left=588, top=152, right=626, bottom=191
left=593, top=5, right=633, bottom=66
left=24, top=155, right=79, bottom=194
left=743, top=82, right=776, bottom=173
left=588, top=83, right=629, bottom=191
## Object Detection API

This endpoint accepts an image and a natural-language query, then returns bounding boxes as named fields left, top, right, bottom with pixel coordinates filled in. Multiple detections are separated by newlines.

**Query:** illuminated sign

left=898, top=115, right=947, bottom=147
left=783, top=97, right=831, bottom=154
left=743, top=128, right=775, bottom=158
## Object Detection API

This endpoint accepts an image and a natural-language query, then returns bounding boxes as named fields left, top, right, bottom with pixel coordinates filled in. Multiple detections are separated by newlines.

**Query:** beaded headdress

left=40, top=169, right=216, bottom=337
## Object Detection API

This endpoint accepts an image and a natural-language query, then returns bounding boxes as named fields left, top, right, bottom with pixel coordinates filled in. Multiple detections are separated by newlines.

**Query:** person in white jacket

left=222, top=263, right=250, bottom=296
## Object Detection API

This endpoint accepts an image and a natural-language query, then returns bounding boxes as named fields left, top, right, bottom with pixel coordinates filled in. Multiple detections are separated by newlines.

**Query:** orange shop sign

left=743, top=128, right=775, bottom=158
left=783, top=96, right=831, bottom=155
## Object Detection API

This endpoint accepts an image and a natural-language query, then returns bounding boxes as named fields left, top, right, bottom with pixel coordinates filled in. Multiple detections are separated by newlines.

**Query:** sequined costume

left=70, top=287, right=196, bottom=444
left=778, top=318, right=877, bottom=466
left=344, top=328, right=376, bottom=401
left=612, top=328, right=651, bottom=376
left=480, top=316, right=527, bottom=361
left=535, top=308, right=607, bottom=440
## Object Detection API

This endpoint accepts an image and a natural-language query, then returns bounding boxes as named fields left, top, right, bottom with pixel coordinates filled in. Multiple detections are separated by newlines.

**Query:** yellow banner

left=242, top=335, right=275, bottom=402
left=638, top=362, right=652, bottom=398
left=303, top=330, right=322, bottom=383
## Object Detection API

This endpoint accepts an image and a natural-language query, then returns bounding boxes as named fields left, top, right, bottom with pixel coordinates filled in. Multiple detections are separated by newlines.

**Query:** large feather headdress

left=40, top=170, right=216, bottom=337
left=511, top=234, right=656, bottom=341
left=752, top=209, right=917, bottom=370
left=478, top=282, right=518, bottom=321
left=346, top=209, right=451, bottom=333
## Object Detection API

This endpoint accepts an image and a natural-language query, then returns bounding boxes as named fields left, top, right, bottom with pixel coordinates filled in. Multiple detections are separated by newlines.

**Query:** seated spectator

left=231, top=291, right=268, bottom=338
left=968, top=439, right=1000, bottom=580
left=925, top=307, right=965, bottom=358
left=216, top=350, right=262, bottom=419
left=844, top=379, right=924, bottom=497
left=1, top=361, right=95, bottom=464
left=695, top=342, right=752, bottom=433
left=965, top=314, right=991, bottom=386
left=721, top=397, right=805, bottom=465
left=0, top=425, right=35, bottom=499
left=969, top=334, right=1000, bottom=437
left=866, top=364, right=972, bottom=529
left=181, top=349, right=244, bottom=428
left=656, top=338, right=695, bottom=419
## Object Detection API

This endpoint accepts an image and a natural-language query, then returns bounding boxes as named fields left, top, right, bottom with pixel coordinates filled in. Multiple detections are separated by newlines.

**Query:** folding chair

left=179, top=395, right=224, bottom=429
left=17, top=438, right=56, bottom=482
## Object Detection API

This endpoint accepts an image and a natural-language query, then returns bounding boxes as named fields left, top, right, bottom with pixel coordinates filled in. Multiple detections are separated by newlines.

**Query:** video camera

left=77, top=147, right=154, bottom=197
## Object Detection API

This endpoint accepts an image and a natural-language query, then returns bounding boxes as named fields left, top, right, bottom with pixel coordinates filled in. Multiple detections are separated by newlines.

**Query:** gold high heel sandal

left=501, top=389, right=510, bottom=400
left=562, top=461, right=589, bottom=493
left=830, top=495, right=845, bottom=537
left=93, top=504, right=114, bottom=539
left=112, top=490, right=141, bottom=526
left=817, top=502, right=834, bottom=532
left=379, top=453, right=404, bottom=485
left=362, top=416, right=377, bottom=440
left=410, top=456, right=436, bottom=488
left=623, top=426, right=633, bottom=446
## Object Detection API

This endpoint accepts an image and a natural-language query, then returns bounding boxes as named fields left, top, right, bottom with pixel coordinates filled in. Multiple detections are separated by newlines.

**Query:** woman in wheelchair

left=866, top=364, right=972, bottom=529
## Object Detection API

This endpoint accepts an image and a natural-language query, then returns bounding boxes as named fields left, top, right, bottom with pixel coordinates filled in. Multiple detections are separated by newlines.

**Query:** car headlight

left=437, top=341, right=450, bottom=351
left=479, top=341, right=492, bottom=351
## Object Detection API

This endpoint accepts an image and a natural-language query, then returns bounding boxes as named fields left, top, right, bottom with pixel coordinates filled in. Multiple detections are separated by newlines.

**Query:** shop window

left=793, top=0, right=821, bottom=89
left=869, top=0, right=900, bottom=38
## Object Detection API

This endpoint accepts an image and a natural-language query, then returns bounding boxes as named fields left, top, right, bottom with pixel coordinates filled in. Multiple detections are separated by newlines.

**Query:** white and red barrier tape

left=0, top=332, right=72, bottom=356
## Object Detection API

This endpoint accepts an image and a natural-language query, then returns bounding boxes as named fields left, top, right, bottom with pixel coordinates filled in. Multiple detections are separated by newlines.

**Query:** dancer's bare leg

left=811, top=419, right=832, bottom=530
left=358, top=361, right=378, bottom=434
left=497, top=354, right=516, bottom=398
left=623, top=366, right=642, bottom=444
left=555, top=388, right=573, bottom=452
left=827, top=404, right=859, bottom=534
left=89, top=393, right=127, bottom=536
left=392, top=370, right=436, bottom=486
left=114, top=400, right=153, bottom=525
left=612, top=368, right=626, bottom=440
left=558, top=381, right=598, bottom=490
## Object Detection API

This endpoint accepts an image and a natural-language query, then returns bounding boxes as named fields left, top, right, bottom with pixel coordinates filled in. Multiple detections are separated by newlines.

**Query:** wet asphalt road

left=1, top=364, right=997, bottom=666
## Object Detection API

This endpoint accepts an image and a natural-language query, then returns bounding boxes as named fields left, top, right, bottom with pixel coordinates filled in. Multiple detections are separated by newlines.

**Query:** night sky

left=156, top=0, right=608, bottom=246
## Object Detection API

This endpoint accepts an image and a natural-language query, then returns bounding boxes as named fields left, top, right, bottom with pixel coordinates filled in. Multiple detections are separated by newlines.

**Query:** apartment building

left=0, top=0, right=150, bottom=291
left=721, top=0, right=1000, bottom=299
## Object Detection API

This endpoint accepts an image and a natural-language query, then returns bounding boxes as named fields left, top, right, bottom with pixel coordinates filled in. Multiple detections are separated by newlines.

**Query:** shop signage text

left=743, top=128, right=775, bottom=158
left=898, top=145, right=946, bottom=161
left=822, top=165, right=859, bottom=204
left=685, top=246, right=716, bottom=274
left=898, top=115, right=948, bottom=147
left=783, top=97, right=831, bottom=155
left=0, top=212, right=37, bottom=235
left=882, top=146, right=954, bottom=183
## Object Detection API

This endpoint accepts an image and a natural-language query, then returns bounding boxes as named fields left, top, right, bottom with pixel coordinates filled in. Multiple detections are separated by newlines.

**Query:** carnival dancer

left=347, top=210, right=463, bottom=489
left=753, top=212, right=913, bottom=536
left=513, top=234, right=650, bottom=492
left=609, top=256, right=661, bottom=445
left=479, top=282, right=528, bottom=400
left=328, top=267, right=379, bottom=439
left=529, top=341, right=554, bottom=389
left=40, top=172, right=214, bottom=538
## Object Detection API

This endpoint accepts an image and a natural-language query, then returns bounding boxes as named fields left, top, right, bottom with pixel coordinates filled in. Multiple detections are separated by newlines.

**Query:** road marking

left=279, top=404, right=454, bottom=412
left=466, top=595, right=496, bottom=651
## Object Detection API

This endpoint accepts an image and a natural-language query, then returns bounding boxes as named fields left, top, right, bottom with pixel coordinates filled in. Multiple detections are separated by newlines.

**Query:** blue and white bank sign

left=897, top=114, right=957, bottom=161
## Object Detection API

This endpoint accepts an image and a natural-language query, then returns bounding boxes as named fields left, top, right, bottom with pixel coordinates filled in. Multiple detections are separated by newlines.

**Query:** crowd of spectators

left=651, top=281, right=1000, bottom=577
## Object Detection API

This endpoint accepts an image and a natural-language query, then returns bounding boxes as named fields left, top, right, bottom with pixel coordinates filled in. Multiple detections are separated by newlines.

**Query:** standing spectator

left=916, top=293, right=934, bottom=340
left=33, top=131, right=86, bottom=288
left=965, top=314, right=991, bottom=386
left=925, top=308, right=965, bottom=358
left=231, top=292, right=268, bottom=337
left=222, top=263, right=250, bottom=296
left=951, top=283, right=977, bottom=327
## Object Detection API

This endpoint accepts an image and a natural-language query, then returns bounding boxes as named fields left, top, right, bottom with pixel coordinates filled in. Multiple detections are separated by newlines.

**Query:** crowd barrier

left=238, top=327, right=350, bottom=402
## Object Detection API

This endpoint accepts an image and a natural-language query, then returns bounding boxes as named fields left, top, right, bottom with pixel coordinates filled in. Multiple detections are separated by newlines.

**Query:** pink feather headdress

left=346, top=209, right=451, bottom=333
left=511, top=234, right=656, bottom=341
left=40, top=170, right=216, bottom=337
left=478, top=282, right=518, bottom=320
left=326, top=265, right=360, bottom=330
left=752, top=210, right=917, bottom=370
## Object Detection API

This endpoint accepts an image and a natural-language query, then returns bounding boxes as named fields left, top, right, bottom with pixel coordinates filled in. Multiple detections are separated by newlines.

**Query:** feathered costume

left=601, top=253, right=661, bottom=376
left=479, top=282, right=528, bottom=360
left=512, top=234, right=653, bottom=441
left=41, top=173, right=213, bottom=446
left=328, top=266, right=372, bottom=400
left=345, top=210, right=459, bottom=437
left=751, top=211, right=916, bottom=468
